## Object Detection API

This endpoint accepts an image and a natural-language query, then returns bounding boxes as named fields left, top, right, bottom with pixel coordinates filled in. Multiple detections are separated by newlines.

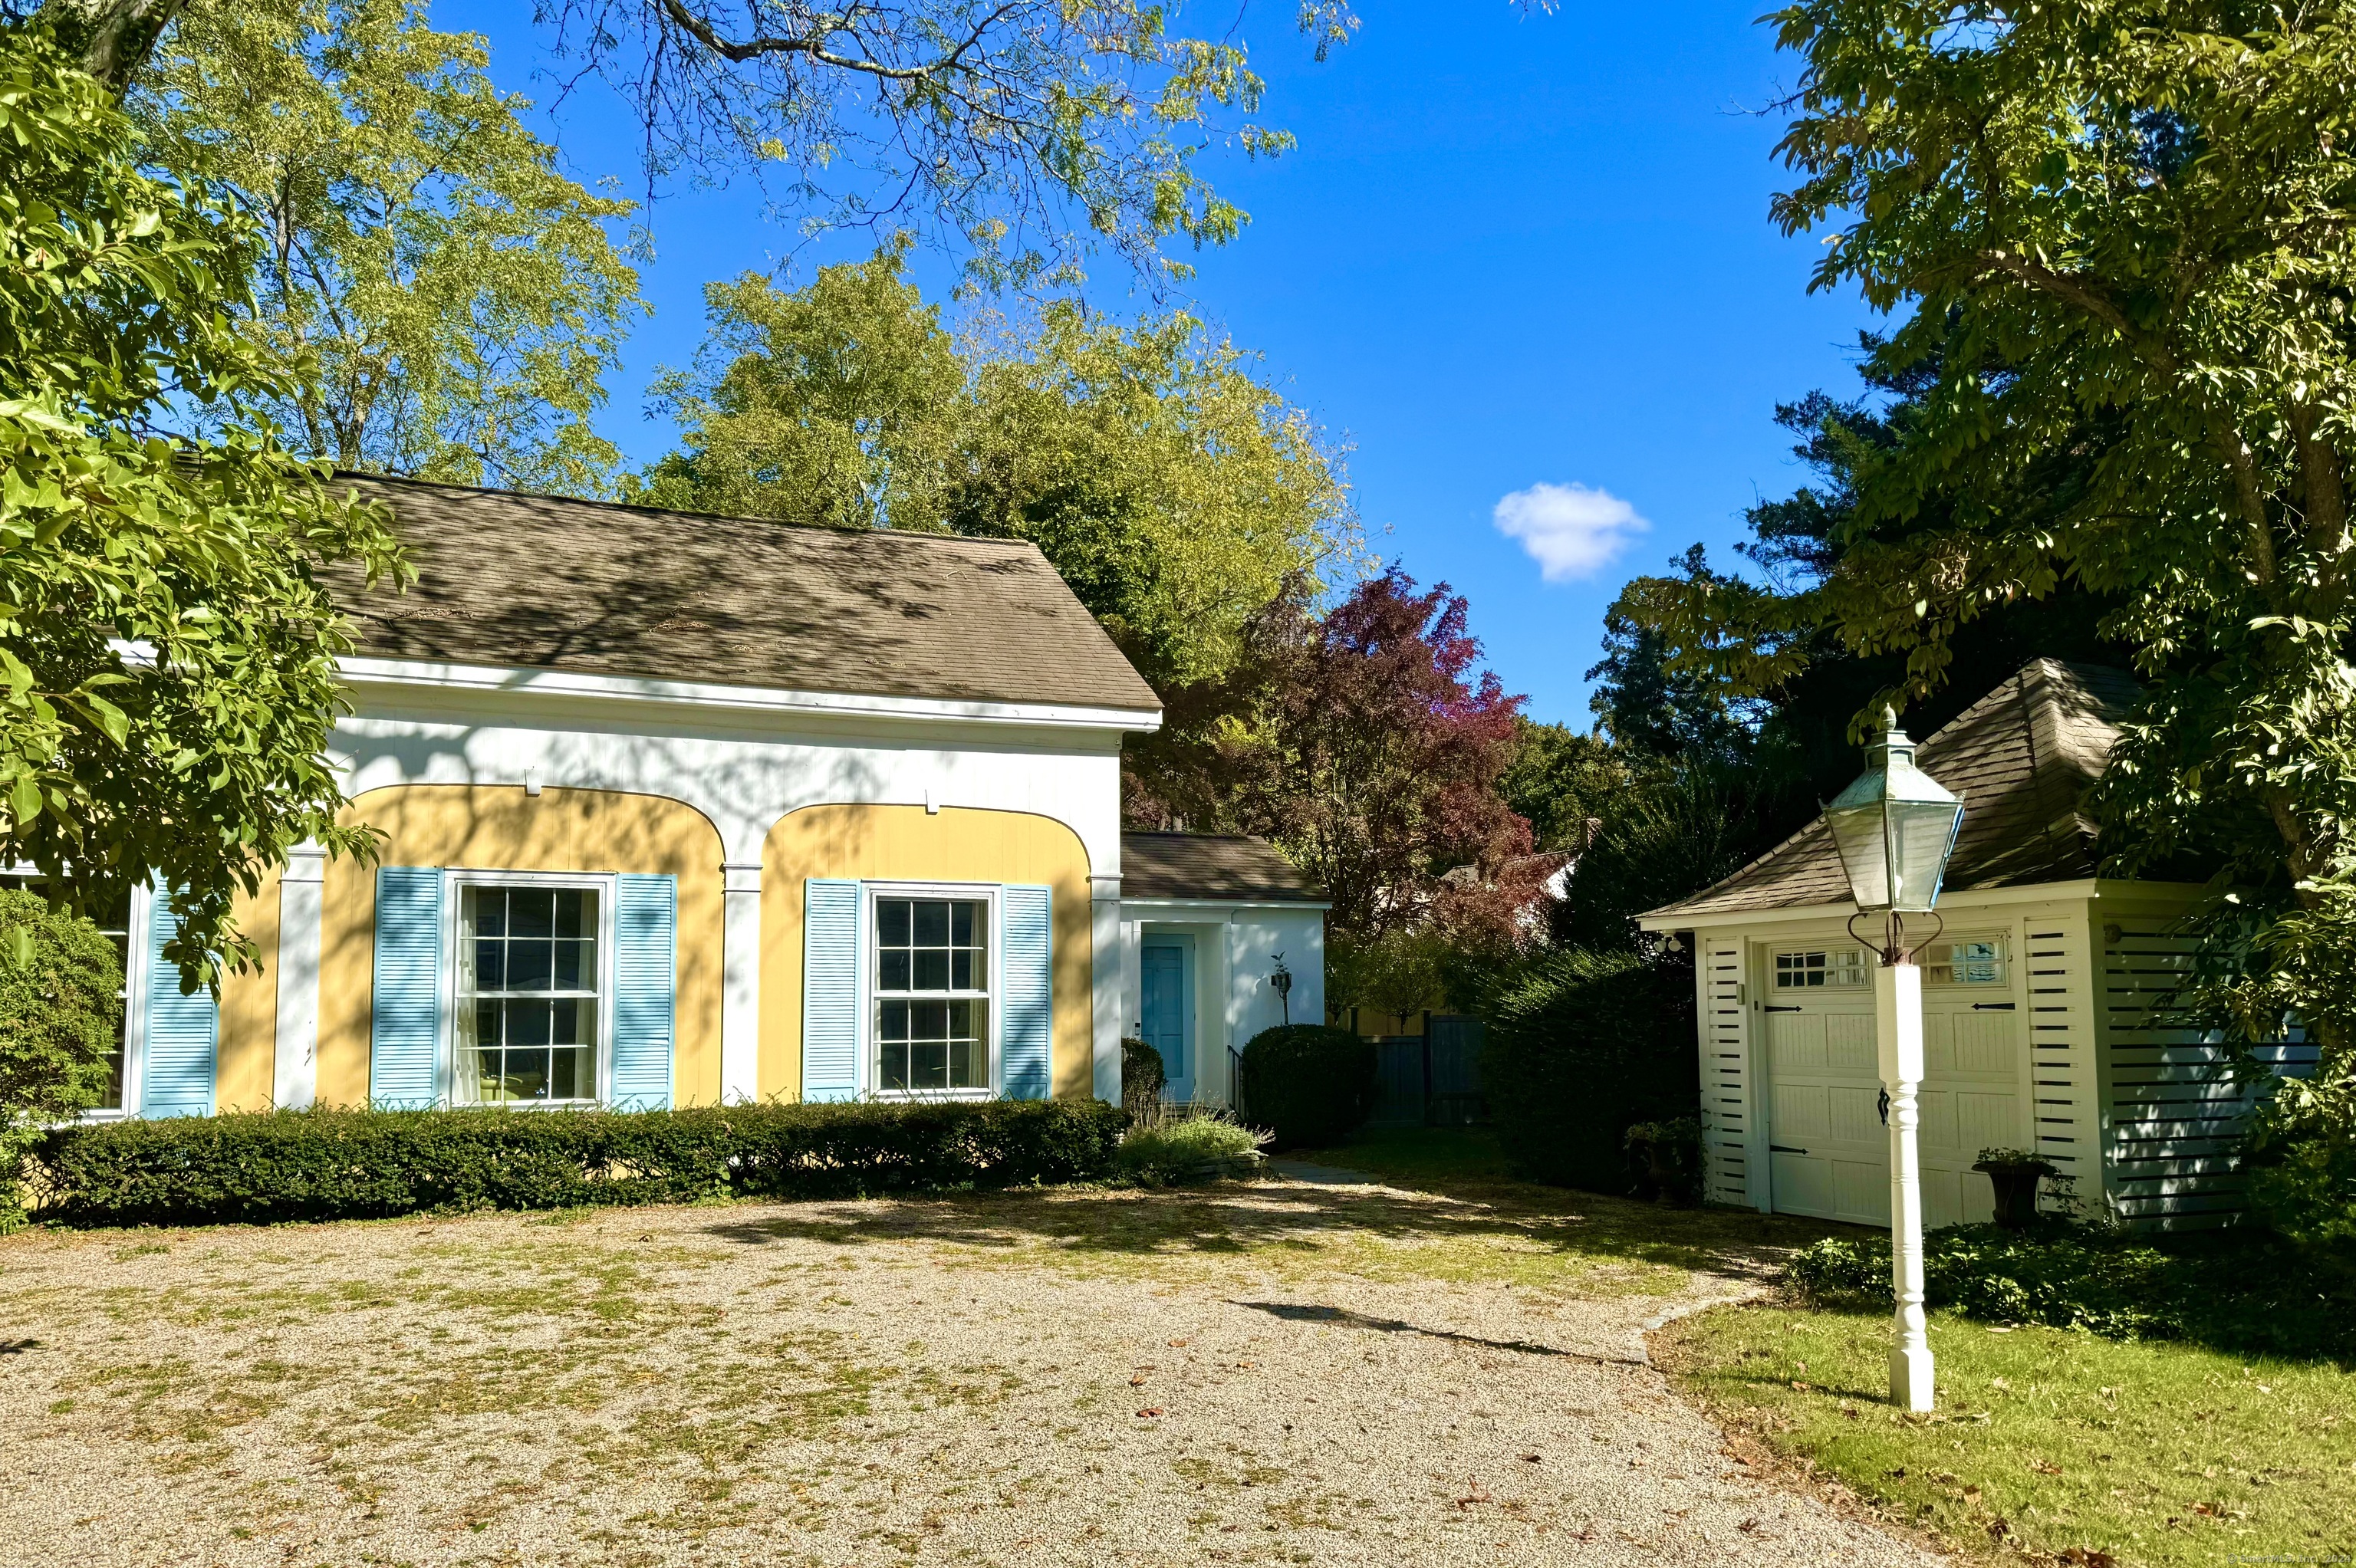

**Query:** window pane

left=880, top=949, right=910, bottom=991
left=473, top=890, right=507, bottom=938
left=913, top=899, right=949, bottom=946
left=878, top=899, right=910, bottom=946
left=510, top=891, right=554, bottom=939
left=951, top=902, right=973, bottom=945
left=949, top=1037, right=985, bottom=1089
left=553, top=938, right=590, bottom=991
left=881, top=1000, right=909, bottom=1040
left=881, top=1044, right=910, bottom=1090
left=507, top=940, right=554, bottom=991
left=475, top=940, right=507, bottom=991
left=913, top=949, right=949, bottom=990
left=554, top=889, right=587, bottom=939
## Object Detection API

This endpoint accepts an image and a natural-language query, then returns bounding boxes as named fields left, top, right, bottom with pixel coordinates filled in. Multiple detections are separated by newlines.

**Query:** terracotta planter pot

left=1973, top=1159, right=2055, bottom=1230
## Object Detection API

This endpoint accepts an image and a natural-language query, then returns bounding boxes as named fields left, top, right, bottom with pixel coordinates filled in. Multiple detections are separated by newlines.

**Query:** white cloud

left=1491, top=482, right=1649, bottom=583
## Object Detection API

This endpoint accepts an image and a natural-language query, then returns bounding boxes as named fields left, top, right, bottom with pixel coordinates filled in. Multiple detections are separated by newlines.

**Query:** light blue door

left=1140, top=938, right=1193, bottom=1102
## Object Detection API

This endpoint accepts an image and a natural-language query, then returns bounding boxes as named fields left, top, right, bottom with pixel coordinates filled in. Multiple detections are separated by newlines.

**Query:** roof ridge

left=337, top=470, right=1038, bottom=552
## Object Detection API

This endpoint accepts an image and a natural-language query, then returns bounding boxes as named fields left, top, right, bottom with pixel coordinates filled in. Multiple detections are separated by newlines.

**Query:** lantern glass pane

left=1887, top=799, right=1963, bottom=912
left=1825, top=801, right=1892, bottom=910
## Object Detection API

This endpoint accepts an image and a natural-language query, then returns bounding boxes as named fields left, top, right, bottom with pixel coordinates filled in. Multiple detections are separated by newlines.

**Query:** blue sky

left=467, top=2, right=1881, bottom=726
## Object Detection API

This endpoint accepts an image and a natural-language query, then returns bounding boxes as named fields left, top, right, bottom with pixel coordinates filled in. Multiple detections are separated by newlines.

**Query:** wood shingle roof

left=322, top=474, right=1163, bottom=712
left=1120, top=832, right=1326, bottom=903
left=1644, top=659, right=2142, bottom=922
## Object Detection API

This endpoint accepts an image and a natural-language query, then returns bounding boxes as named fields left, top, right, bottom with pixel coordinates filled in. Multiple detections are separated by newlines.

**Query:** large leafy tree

left=1199, top=569, right=1536, bottom=942
left=47, top=0, right=1347, bottom=288
left=133, top=0, right=647, bottom=495
left=640, top=247, right=1357, bottom=692
left=1636, top=0, right=2356, bottom=1062
left=0, top=29, right=404, bottom=983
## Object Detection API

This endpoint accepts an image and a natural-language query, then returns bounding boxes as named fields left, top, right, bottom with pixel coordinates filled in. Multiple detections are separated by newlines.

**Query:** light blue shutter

left=802, top=878, right=863, bottom=1102
left=1000, top=884, right=1052, bottom=1100
left=370, top=866, right=444, bottom=1109
left=610, top=873, right=676, bottom=1109
left=140, top=889, right=217, bottom=1118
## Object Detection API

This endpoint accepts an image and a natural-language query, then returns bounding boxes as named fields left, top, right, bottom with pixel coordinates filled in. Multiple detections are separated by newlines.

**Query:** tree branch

left=656, top=0, right=939, bottom=80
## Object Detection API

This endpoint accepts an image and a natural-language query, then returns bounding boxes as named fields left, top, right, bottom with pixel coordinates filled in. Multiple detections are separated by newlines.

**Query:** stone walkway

left=0, top=1175, right=1946, bottom=1566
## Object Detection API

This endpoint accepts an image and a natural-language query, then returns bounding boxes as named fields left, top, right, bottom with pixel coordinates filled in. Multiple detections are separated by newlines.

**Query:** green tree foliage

left=1496, top=717, right=1624, bottom=856
left=0, top=888, right=124, bottom=1227
left=1632, top=0, right=2356, bottom=1066
left=638, top=248, right=1357, bottom=692
left=0, top=29, right=404, bottom=984
left=133, top=0, right=647, bottom=495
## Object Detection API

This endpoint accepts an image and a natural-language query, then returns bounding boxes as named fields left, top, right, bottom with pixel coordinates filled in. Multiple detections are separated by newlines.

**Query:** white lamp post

left=1821, top=709, right=1966, bottom=1412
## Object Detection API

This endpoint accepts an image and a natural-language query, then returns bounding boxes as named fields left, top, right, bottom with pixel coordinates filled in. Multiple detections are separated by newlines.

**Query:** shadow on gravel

left=698, top=1160, right=1834, bottom=1289
left=1229, top=1299, right=1648, bottom=1363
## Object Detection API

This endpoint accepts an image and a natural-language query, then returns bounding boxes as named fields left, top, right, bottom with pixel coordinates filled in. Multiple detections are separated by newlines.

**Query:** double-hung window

left=874, top=893, right=992, bottom=1094
left=454, top=882, right=605, bottom=1105
left=1, top=869, right=136, bottom=1113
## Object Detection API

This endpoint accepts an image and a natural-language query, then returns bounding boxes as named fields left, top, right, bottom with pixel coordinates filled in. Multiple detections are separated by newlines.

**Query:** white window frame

left=2, top=866, right=146, bottom=1119
left=1770, top=945, right=1871, bottom=991
left=1923, top=932, right=2010, bottom=987
left=862, top=880, right=1001, bottom=1100
left=440, top=869, right=618, bottom=1109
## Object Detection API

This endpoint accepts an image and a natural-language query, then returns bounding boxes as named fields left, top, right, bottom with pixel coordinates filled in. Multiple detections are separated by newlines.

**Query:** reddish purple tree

left=1190, top=567, right=1542, bottom=941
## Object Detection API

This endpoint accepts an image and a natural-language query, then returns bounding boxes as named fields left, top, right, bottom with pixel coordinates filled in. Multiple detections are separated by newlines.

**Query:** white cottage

left=1639, top=659, right=2313, bottom=1231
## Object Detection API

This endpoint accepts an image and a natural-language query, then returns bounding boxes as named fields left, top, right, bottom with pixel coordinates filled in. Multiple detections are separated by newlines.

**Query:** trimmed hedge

left=1482, top=946, right=1698, bottom=1193
left=31, top=1098, right=1126, bottom=1228
left=1236, top=1024, right=1377, bottom=1149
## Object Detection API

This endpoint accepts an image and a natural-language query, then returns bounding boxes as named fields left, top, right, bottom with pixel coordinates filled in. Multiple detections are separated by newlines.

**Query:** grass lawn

left=1657, top=1293, right=2356, bottom=1567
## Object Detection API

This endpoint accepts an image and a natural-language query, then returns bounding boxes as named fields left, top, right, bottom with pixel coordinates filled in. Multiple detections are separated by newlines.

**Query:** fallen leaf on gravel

left=1519, top=1453, right=1542, bottom=1464
left=1130, top=1372, right=1152, bottom=1386
left=1236, top=1360, right=1256, bottom=1369
left=1136, top=1408, right=1163, bottom=1418
left=1455, top=1479, right=1493, bottom=1510
left=1738, top=1518, right=1762, bottom=1533
left=1169, top=1338, right=1190, bottom=1347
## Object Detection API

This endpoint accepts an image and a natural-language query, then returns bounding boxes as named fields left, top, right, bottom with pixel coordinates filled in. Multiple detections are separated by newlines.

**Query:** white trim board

left=339, top=656, right=1163, bottom=736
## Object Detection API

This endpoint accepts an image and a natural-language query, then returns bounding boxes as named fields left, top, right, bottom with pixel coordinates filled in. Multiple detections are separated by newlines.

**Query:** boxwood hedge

left=30, top=1098, right=1125, bottom=1228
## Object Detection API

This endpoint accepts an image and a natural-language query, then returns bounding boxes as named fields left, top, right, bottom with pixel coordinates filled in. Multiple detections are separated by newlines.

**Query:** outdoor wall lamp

left=1268, top=953, right=1292, bottom=1025
left=1823, top=708, right=1966, bottom=1413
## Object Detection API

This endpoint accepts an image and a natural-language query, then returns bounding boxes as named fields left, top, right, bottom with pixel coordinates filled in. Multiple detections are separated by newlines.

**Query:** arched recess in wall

left=316, top=784, right=727, bottom=1107
left=756, top=804, right=1094, bottom=1102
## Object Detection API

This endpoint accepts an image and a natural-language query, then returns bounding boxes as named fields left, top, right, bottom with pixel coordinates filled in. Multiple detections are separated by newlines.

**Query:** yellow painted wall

left=759, top=805, right=1094, bottom=1100
left=318, top=786, right=727, bottom=1108
left=216, top=865, right=281, bottom=1111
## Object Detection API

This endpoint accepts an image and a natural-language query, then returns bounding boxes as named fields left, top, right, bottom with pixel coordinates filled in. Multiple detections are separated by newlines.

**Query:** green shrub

left=1782, top=1221, right=2356, bottom=1359
left=1624, top=1116, right=1704, bottom=1205
left=1121, top=1035, right=1166, bottom=1118
left=1, top=889, right=127, bottom=1229
left=1236, top=1024, right=1377, bottom=1149
left=2241, top=1070, right=2356, bottom=1248
left=1115, top=1111, right=1267, bottom=1186
left=30, top=1098, right=1126, bottom=1228
left=1482, top=945, right=1697, bottom=1192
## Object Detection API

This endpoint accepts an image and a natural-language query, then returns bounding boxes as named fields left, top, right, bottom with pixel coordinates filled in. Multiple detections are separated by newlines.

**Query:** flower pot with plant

left=1971, top=1146, right=2058, bottom=1230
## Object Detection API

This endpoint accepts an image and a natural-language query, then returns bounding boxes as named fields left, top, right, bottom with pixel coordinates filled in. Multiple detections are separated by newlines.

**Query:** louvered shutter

left=1000, top=884, right=1052, bottom=1100
left=610, top=873, right=676, bottom=1109
left=370, top=866, right=444, bottom=1109
left=140, top=889, right=217, bottom=1118
left=802, top=879, right=862, bottom=1101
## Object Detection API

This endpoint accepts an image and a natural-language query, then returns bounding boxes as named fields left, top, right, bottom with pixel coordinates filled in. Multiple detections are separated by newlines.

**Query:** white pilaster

left=1091, top=873, right=1123, bottom=1103
left=1876, top=958, right=1936, bottom=1411
left=273, top=843, right=327, bottom=1110
left=720, top=862, right=763, bottom=1103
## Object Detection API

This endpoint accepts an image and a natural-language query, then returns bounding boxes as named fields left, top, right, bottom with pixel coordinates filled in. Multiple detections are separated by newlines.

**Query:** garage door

left=1761, top=937, right=2025, bottom=1230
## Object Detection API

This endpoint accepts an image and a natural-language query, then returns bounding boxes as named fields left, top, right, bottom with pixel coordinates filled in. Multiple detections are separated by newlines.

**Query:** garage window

left=1773, top=947, right=1867, bottom=989
left=1923, top=936, right=2007, bottom=986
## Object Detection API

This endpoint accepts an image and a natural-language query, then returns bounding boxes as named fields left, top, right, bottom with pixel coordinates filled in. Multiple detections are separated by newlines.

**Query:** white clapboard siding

left=1697, top=938, right=1754, bottom=1208
left=2019, top=906, right=2100, bottom=1215
left=2098, top=911, right=2316, bottom=1229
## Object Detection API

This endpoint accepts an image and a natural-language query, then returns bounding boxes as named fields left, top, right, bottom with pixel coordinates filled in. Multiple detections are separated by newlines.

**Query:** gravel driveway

left=0, top=1171, right=1945, bottom=1566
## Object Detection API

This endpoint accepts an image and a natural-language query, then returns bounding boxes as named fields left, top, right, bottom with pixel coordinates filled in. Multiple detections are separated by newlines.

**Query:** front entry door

left=1140, top=939, right=1193, bottom=1101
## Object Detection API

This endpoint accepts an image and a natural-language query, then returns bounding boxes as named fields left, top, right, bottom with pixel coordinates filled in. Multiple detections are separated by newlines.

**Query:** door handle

left=1972, top=1002, right=2015, bottom=1011
left=1878, top=1088, right=1890, bottom=1126
left=1769, top=1144, right=1808, bottom=1154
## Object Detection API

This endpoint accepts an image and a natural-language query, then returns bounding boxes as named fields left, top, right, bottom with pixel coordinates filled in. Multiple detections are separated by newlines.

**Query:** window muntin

left=1, top=870, right=133, bottom=1111
left=1772, top=946, right=1868, bottom=990
left=1923, top=936, right=2008, bottom=986
left=874, top=896, right=991, bottom=1093
left=457, top=884, right=601, bottom=1104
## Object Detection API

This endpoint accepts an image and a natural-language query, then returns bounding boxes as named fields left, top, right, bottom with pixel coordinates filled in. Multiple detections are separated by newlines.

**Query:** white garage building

left=1639, top=659, right=2310, bottom=1231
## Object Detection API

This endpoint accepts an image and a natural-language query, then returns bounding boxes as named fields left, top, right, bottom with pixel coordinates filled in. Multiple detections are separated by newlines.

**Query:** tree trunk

left=44, top=0, right=186, bottom=94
